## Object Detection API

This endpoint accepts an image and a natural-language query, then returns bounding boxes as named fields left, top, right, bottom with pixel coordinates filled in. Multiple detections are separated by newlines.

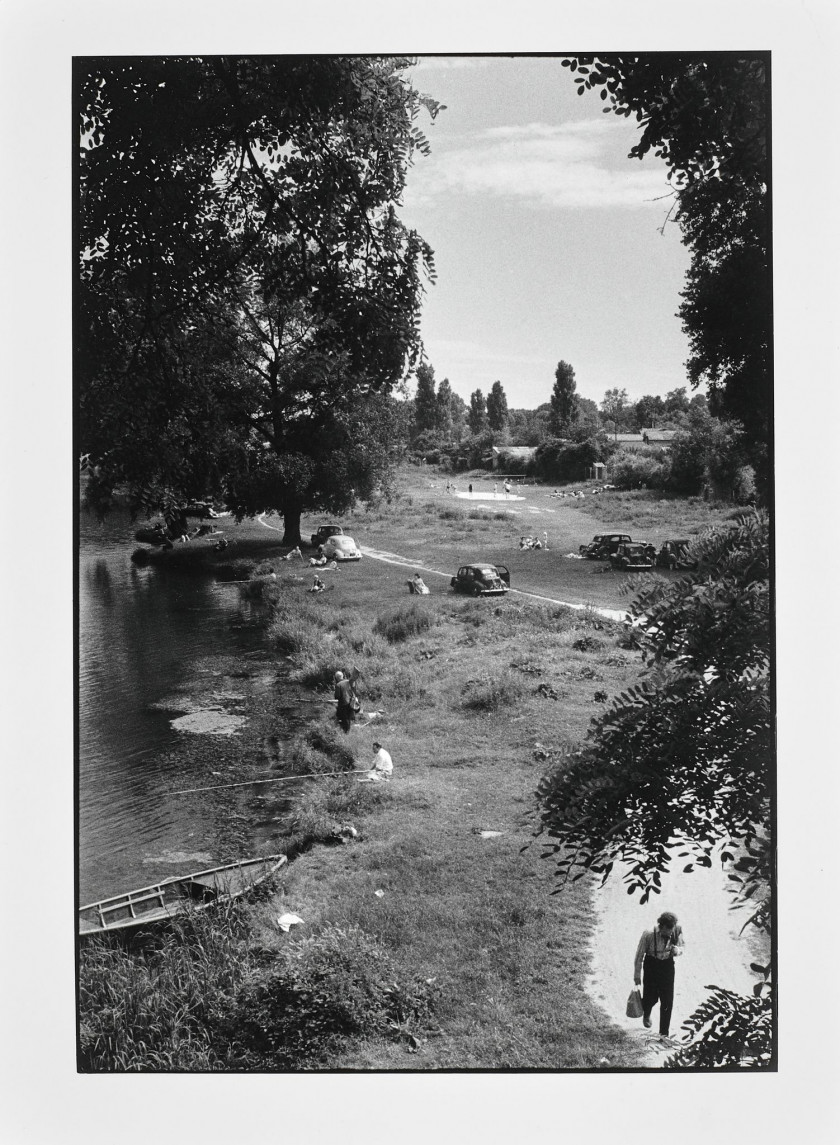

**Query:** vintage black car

left=310, top=524, right=344, bottom=548
left=656, top=539, right=698, bottom=570
left=182, top=501, right=218, bottom=519
left=451, top=563, right=510, bottom=596
left=610, top=542, right=656, bottom=571
left=580, top=533, right=632, bottom=559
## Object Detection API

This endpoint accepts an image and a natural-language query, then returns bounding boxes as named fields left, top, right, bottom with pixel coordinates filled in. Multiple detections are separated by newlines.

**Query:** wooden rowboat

left=78, top=854, right=287, bottom=937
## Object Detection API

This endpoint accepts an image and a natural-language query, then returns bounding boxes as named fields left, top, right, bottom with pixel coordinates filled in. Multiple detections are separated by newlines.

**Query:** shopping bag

left=626, top=987, right=644, bottom=1019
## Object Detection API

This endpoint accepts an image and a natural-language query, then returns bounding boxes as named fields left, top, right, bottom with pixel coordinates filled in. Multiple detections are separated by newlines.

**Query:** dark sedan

left=451, top=563, right=510, bottom=596
left=610, top=542, right=656, bottom=571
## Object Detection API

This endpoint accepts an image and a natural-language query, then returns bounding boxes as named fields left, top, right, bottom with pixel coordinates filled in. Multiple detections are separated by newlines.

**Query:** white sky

left=400, top=55, right=694, bottom=411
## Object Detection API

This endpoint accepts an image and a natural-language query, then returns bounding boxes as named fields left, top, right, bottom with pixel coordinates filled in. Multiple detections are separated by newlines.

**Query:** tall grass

left=374, top=602, right=436, bottom=644
left=79, top=906, right=436, bottom=1071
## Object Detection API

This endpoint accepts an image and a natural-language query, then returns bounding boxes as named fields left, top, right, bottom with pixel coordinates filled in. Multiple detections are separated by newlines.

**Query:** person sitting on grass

left=411, top=573, right=430, bottom=595
left=309, top=553, right=327, bottom=567
left=284, top=546, right=302, bottom=560
left=309, top=575, right=325, bottom=593
left=358, top=741, right=393, bottom=782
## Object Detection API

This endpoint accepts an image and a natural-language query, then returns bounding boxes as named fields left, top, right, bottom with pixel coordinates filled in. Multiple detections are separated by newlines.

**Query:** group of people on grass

left=519, top=532, right=549, bottom=551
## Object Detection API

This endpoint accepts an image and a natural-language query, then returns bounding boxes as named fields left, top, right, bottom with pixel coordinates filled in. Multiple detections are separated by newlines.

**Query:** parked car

left=610, top=542, right=655, bottom=571
left=656, top=539, right=698, bottom=570
left=183, top=501, right=218, bottom=519
left=322, top=534, right=362, bottom=561
left=310, top=524, right=343, bottom=548
left=580, top=533, right=632, bottom=559
left=451, top=563, right=510, bottom=596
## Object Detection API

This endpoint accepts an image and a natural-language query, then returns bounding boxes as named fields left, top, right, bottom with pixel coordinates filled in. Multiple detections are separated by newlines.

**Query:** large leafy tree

left=563, top=55, right=770, bottom=489
left=412, top=362, right=439, bottom=439
left=467, top=388, right=487, bottom=434
left=600, top=387, right=629, bottom=439
left=549, top=360, right=578, bottom=436
left=486, top=380, right=509, bottom=431
left=78, top=56, right=442, bottom=541
left=536, top=512, right=773, bottom=1066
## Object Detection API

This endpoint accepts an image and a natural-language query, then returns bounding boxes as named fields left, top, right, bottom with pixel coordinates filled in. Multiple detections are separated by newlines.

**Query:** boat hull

left=79, top=855, right=287, bottom=937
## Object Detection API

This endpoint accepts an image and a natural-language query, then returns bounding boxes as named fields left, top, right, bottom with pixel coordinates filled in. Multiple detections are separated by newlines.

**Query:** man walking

left=633, top=911, right=684, bottom=1041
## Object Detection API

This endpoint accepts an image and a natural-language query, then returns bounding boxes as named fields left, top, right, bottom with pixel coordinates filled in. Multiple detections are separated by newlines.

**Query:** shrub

left=462, top=673, right=525, bottom=712
left=610, top=453, right=669, bottom=491
left=270, top=615, right=320, bottom=656
left=374, top=602, right=435, bottom=644
left=226, top=924, right=437, bottom=1067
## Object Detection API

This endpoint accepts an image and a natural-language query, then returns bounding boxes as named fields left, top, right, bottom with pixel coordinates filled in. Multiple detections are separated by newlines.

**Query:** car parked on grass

left=310, top=524, right=343, bottom=548
left=322, top=534, right=362, bottom=561
left=451, top=563, right=510, bottom=596
left=183, top=501, right=218, bottom=519
left=580, top=533, right=632, bottom=559
left=656, top=539, right=698, bottom=570
left=610, top=542, right=656, bottom=571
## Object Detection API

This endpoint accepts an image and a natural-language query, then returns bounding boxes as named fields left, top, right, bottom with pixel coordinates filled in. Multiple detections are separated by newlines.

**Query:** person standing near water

left=468, top=483, right=473, bottom=496
left=633, top=911, right=684, bottom=1040
left=334, top=670, right=359, bottom=733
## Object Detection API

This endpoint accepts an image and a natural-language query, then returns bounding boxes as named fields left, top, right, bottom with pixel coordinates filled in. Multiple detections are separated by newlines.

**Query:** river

left=78, top=504, right=270, bottom=905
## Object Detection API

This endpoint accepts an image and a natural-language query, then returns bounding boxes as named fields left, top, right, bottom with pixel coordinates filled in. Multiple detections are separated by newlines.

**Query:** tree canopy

left=536, top=512, right=772, bottom=1064
left=549, top=360, right=578, bottom=436
left=563, top=55, right=770, bottom=489
left=467, top=389, right=488, bottom=434
left=486, top=381, right=509, bottom=431
left=78, top=56, right=443, bottom=540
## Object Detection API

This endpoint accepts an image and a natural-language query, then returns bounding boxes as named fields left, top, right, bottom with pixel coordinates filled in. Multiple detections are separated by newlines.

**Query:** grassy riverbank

left=79, top=470, right=734, bottom=1070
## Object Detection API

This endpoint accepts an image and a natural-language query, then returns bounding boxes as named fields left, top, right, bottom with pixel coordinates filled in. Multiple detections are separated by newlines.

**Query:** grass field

left=80, top=468, right=734, bottom=1071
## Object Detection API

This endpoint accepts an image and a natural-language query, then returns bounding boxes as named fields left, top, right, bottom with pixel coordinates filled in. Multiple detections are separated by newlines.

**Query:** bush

left=610, top=453, right=669, bottom=490
left=226, top=924, right=436, bottom=1067
left=462, top=673, right=525, bottom=712
left=374, top=602, right=435, bottom=644
left=528, top=437, right=604, bottom=484
left=79, top=911, right=436, bottom=1071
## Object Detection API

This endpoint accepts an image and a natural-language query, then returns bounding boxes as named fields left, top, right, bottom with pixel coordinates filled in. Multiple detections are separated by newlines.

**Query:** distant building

left=641, top=428, right=680, bottom=445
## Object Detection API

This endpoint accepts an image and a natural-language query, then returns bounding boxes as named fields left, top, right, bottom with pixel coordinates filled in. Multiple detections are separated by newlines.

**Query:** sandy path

left=585, top=845, right=767, bottom=1065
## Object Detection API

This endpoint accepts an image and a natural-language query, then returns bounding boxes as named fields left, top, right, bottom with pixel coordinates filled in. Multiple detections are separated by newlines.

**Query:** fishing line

left=165, top=770, right=361, bottom=797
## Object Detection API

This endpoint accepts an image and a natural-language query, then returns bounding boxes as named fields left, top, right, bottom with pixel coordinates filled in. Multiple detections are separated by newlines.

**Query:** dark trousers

left=642, top=954, right=675, bottom=1035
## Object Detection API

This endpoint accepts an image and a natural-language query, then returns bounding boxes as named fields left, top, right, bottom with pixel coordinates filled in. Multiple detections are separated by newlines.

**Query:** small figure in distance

left=411, top=573, right=430, bottom=595
left=309, top=574, right=325, bottom=593
left=633, top=910, right=685, bottom=1042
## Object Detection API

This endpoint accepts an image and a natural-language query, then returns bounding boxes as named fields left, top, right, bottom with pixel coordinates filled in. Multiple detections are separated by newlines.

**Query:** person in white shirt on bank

left=358, top=742, right=393, bottom=782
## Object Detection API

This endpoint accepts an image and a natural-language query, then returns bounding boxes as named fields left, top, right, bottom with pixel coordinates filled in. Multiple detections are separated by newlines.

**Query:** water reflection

left=79, top=505, right=267, bottom=904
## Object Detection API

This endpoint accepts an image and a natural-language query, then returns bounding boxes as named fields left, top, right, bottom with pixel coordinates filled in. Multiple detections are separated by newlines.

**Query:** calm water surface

left=78, top=507, right=268, bottom=904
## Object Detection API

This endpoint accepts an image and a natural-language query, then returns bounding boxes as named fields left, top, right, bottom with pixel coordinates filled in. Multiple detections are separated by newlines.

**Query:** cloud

left=406, top=119, right=674, bottom=211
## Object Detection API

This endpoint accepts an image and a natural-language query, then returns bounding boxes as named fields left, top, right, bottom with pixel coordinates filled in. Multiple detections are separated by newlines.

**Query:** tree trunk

left=281, top=507, right=303, bottom=547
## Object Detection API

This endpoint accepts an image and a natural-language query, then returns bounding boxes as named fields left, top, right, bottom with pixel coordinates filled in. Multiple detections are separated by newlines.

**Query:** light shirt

left=634, top=926, right=685, bottom=978
left=372, top=747, right=393, bottom=776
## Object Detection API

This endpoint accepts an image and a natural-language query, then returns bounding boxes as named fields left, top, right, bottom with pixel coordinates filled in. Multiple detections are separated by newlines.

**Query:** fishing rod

left=165, top=770, right=363, bottom=798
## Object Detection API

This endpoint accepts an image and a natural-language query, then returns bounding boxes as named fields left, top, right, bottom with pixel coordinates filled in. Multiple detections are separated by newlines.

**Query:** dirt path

left=585, top=845, right=767, bottom=1066
left=358, top=544, right=630, bottom=623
